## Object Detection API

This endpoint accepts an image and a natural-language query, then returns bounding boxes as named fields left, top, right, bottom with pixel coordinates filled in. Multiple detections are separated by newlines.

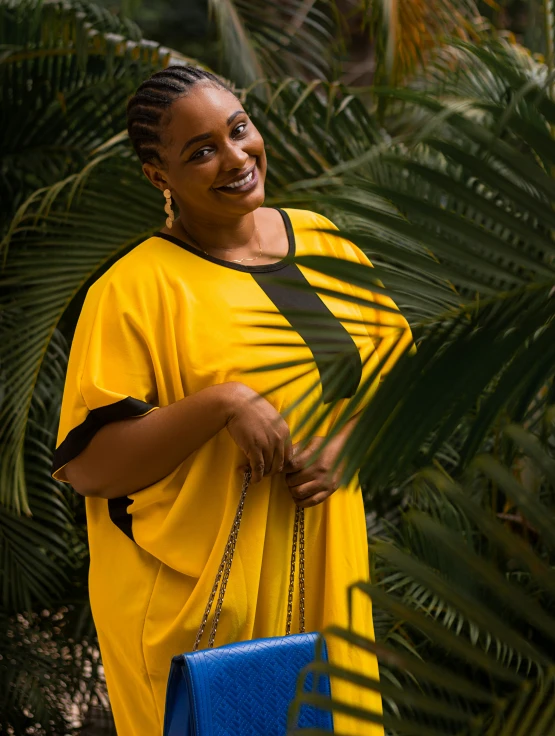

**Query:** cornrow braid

left=126, top=65, right=233, bottom=165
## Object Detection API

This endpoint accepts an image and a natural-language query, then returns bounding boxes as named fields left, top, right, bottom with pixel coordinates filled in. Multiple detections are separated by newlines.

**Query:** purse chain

left=193, top=467, right=305, bottom=651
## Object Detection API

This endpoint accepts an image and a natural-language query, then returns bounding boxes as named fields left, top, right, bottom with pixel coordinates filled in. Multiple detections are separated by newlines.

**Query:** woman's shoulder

left=280, top=207, right=363, bottom=260
left=84, top=235, right=170, bottom=311
left=281, top=207, right=373, bottom=268
left=281, top=207, right=338, bottom=232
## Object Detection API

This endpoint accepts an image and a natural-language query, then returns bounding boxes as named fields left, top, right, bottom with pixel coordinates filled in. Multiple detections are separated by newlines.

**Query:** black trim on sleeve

left=52, top=397, right=156, bottom=542
left=51, top=396, right=156, bottom=479
left=253, top=265, right=362, bottom=403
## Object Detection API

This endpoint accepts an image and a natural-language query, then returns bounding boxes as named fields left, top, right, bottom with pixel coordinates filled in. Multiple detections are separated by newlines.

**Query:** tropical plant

left=290, top=416, right=555, bottom=734
left=354, top=0, right=493, bottom=85
left=207, top=0, right=340, bottom=87
left=268, top=39, right=555, bottom=487
left=3, top=0, right=555, bottom=732
left=0, top=0, right=192, bottom=236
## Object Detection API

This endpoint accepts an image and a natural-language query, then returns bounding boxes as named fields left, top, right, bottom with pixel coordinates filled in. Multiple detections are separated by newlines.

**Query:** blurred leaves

left=358, top=0, right=493, bottom=85
left=0, top=0, right=191, bottom=232
left=209, top=0, right=340, bottom=88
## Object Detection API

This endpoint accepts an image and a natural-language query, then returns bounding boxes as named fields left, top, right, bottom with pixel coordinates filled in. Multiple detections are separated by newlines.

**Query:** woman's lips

left=215, top=165, right=259, bottom=194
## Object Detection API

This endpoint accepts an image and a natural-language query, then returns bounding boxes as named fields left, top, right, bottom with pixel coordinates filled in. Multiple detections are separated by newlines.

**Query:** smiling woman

left=126, top=66, right=279, bottom=264
left=51, top=65, right=413, bottom=736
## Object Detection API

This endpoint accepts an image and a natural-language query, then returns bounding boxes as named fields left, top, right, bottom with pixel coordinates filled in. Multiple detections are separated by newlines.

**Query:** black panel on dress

left=108, top=496, right=135, bottom=542
left=253, top=264, right=362, bottom=403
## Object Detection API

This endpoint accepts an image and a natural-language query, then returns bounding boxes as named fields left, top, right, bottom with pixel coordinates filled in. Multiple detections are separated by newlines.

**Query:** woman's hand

left=225, top=383, right=293, bottom=485
left=283, top=413, right=360, bottom=507
left=283, top=434, right=347, bottom=508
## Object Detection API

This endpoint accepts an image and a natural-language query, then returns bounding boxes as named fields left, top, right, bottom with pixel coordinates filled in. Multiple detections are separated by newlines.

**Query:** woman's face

left=144, top=83, right=267, bottom=220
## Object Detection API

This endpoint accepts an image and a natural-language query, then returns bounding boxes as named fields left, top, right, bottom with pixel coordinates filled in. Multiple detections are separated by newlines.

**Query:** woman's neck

left=174, top=210, right=258, bottom=256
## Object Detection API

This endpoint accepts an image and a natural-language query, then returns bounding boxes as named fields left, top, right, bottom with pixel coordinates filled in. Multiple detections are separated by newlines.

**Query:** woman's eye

left=191, top=148, right=211, bottom=160
left=189, top=123, right=247, bottom=160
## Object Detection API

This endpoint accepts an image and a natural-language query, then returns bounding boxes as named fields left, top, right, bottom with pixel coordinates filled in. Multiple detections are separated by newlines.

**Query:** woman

left=51, top=65, right=413, bottom=736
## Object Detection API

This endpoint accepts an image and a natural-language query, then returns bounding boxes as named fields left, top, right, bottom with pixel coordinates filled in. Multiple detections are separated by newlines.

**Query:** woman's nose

left=221, top=141, right=249, bottom=170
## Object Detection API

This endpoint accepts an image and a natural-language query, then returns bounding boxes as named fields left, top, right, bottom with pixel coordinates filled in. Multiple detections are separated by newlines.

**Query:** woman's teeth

left=220, top=171, right=253, bottom=189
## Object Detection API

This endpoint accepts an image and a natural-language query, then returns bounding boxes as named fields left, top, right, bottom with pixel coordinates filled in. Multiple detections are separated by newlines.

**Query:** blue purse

left=163, top=469, right=334, bottom=736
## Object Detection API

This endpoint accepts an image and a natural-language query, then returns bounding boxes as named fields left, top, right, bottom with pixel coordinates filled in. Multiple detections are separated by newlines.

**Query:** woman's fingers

left=288, top=479, right=332, bottom=507
left=283, top=437, right=294, bottom=469
left=232, top=414, right=292, bottom=484
left=285, top=447, right=324, bottom=486
left=285, top=466, right=315, bottom=488
left=225, top=386, right=294, bottom=484
left=295, top=491, right=331, bottom=508
left=287, top=479, right=322, bottom=500
left=264, top=420, right=292, bottom=477
left=248, top=448, right=266, bottom=484
left=267, top=440, right=285, bottom=477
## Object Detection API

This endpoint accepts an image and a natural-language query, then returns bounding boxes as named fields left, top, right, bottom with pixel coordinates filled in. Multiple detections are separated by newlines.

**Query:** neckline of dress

left=153, top=206, right=296, bottom=273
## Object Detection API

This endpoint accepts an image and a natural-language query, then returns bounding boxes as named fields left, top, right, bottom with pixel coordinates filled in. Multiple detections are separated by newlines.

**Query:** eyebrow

left=179, top=110, right=245, bottom=156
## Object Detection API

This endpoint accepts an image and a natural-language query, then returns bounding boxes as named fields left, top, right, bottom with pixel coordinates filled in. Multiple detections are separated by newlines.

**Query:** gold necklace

left=180, top=223, right=263, bottom=264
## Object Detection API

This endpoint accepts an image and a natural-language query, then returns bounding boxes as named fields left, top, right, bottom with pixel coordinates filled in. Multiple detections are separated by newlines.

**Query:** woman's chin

left=217, top=185, right=265, bottom=214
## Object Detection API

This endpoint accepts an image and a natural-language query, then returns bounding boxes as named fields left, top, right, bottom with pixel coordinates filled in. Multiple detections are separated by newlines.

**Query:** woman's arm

left=63, top=382, right=264, bottom=499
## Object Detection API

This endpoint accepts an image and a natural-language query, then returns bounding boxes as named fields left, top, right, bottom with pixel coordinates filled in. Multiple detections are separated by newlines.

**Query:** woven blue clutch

left=162, top=470, right=334, bottom=735
left=163, top=633, right=333, bottom=736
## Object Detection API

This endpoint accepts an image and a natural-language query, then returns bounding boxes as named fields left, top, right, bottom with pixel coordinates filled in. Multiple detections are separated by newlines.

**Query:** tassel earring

left=163, top=188, right=175, bottom=229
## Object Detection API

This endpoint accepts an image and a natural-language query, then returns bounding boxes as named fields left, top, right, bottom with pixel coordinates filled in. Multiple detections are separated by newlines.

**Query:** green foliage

left=208, top=0, right=340, bottom=88
left=290, top=418, right=555, bottom=734
left=0, top=606, right=106, bottom=735
left=0, top=0, right=186, bottom=233
left=2, top=0, right=555, bottom=732
left=357, top=0, right=489, bottom=85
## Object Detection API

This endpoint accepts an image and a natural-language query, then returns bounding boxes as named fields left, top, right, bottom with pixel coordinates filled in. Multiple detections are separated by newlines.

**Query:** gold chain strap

left=193, top=467, right=305, bottom=651
left=286, top=505, right=305, bottom=635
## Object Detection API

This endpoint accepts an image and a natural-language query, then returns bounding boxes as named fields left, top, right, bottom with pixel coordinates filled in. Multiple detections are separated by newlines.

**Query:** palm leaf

left=0, top=606, right=108, bottom=735
left=358, top=0, right=492, bottom=85
left=290, top=421, right=555, bottom=734
left=241, top=52, right=555, bottom=495
left=0, top=0, right=194, bottom=230
left=208, top=0, right=339, bottom=88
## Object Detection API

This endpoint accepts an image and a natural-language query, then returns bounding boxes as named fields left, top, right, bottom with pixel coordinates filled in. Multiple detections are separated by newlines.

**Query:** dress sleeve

left=51, top=275, right=160, bottom=483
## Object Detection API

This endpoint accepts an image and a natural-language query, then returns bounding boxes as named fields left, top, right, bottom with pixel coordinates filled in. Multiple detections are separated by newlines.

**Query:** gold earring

left=163, top=188, right=175, bottom=229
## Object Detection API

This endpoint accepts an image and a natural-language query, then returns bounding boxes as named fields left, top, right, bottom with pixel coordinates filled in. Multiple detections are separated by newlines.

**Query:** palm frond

left=0, top=607, right=108, bottom=735
left=1, top=328, right=78, bottom=609
left=208, top=0, right=339, bottom=88
left=290, top=420, right=555, bottom=734
left=0, top=0, right=194, bottom=230
left=244, top=53, right=555, bottom=493
left=358, top=0, right=491, bottom=85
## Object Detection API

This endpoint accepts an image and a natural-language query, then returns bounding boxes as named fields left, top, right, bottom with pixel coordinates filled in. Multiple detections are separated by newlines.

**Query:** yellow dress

left=51, top=208, right=413, bottom=736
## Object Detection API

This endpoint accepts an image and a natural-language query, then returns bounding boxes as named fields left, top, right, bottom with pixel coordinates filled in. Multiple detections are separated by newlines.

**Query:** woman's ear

left=142, top=162, right=169, bottom=192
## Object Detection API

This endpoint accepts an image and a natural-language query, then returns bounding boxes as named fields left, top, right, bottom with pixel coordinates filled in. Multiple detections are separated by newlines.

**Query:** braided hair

left=126, top=65, right=234, bottom=166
